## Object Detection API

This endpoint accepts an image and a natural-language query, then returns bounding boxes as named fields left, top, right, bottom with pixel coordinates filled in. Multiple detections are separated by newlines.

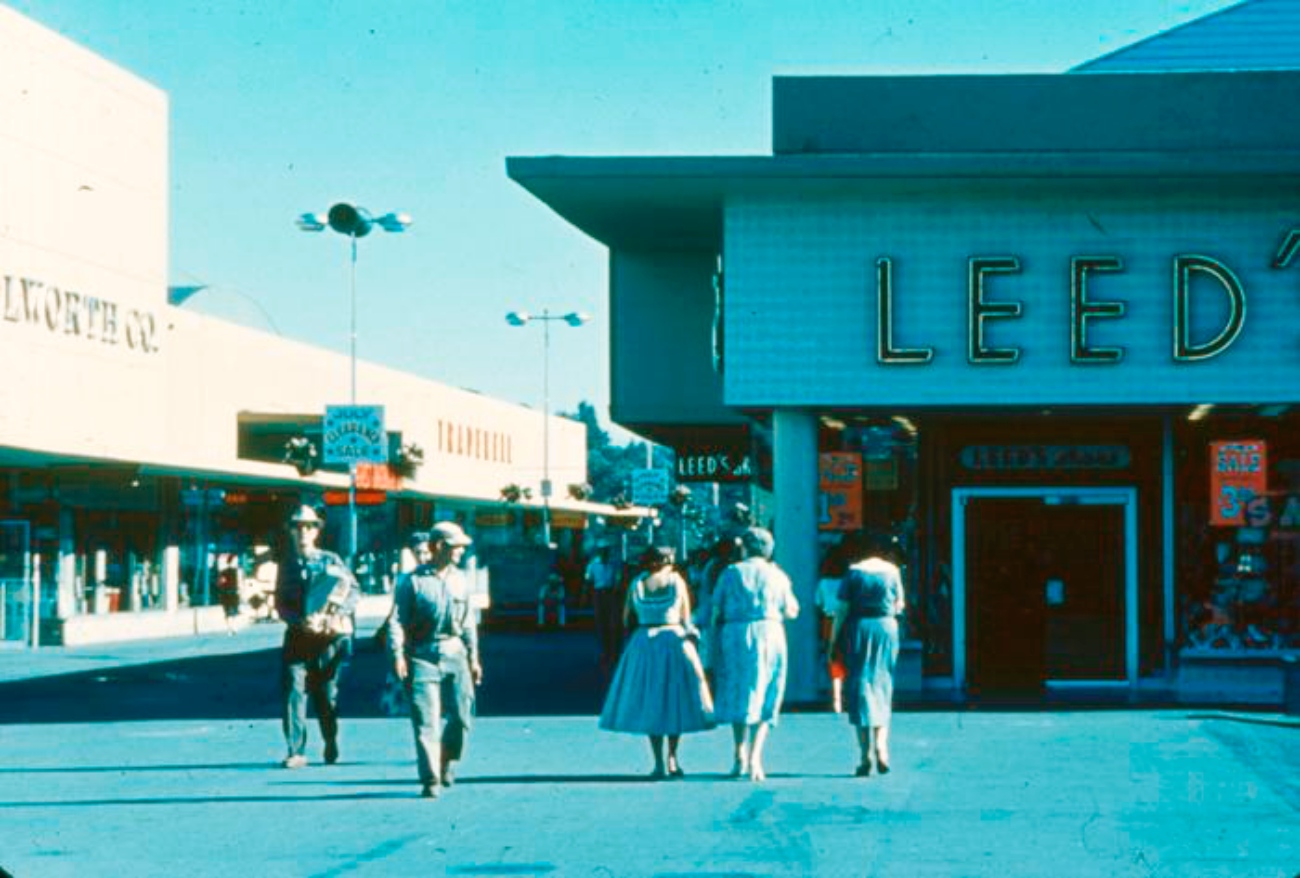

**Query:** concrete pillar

left=162, top=545, right=180, bottom=612
left=56, top=509, right=77, bottom=619
left=92, top=549, right=108, bottom=614
left=773, top=409, right=820, bottom=704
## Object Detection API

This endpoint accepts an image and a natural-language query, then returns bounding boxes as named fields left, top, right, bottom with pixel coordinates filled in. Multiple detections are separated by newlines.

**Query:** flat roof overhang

left=507, top=151, right=1300, bottom=252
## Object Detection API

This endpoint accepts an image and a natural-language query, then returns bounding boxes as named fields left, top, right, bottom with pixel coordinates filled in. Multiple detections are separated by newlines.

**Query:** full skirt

left=599, top=626, right=714, bottom=735
left=713, top=619, right=788, bottom=725
left=844, top=616, right=899, bottom=728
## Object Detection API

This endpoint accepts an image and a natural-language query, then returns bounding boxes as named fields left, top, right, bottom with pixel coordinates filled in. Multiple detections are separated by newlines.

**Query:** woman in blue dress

left=599, top=546, right=714, bottom=779
left=711, top=527, right=800, bottom=782
left=831, top=535, right=905, bottom=777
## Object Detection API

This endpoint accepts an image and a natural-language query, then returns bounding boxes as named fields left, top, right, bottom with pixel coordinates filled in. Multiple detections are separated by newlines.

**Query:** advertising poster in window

left=1209, top=440, right=1267, bottom=526
left=818, top=452, right=862, bottom=531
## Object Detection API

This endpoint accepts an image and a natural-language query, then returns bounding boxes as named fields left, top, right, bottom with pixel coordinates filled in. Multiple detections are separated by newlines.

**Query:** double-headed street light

left=505, top=309, right=590, bottom=548
left=298, top=202, right=411, bottom=563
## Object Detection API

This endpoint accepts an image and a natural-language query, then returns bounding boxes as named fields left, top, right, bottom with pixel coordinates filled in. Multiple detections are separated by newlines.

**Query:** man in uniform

left=275, top=504, right=359, bottom=768
left=388, top=521, right=483, bottom=798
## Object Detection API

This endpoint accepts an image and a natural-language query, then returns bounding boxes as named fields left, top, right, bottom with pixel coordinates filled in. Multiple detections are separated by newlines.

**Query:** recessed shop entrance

left=952, top=487, right=1138, bottom=697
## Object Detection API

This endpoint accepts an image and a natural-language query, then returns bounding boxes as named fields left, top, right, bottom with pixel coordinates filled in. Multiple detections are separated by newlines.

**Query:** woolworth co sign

left=324, top=405, right=387, bottom=464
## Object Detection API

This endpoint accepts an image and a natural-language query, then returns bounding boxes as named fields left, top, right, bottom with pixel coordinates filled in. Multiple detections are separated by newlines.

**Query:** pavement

left=0, top=627, right=1297, bottom=877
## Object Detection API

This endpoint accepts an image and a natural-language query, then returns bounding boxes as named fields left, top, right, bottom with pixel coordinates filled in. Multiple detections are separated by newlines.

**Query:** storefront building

left=0, top=7, right=609, bottom=646
left=510, top=14, right=1300, bottom=703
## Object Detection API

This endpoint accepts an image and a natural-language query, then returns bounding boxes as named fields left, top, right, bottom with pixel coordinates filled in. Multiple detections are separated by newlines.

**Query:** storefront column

left=162, top=545, right=180, bottom=612
left=1161, top=416, right=1176, bottom=677
left=56, top=509, right=77, bottom=619
left=773, top=409, right=820, bottom=704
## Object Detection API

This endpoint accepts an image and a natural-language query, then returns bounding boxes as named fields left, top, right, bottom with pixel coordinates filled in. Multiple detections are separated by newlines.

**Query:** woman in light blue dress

left=599, top=546, right=714, bottom=779
left=711, top=527, right=799, bottom=782
left=831, top=537, right=905, bottom=777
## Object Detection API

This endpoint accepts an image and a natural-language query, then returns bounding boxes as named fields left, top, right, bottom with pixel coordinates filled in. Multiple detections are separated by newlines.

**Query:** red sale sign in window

left=1210, top=440, right=1268, bottom=526
left=818, top=452, right=863, bottom=531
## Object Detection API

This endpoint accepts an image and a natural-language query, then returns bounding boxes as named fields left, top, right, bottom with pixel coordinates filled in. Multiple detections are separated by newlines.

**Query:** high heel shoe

left=854, top=761, right=872, bottom=777
left=749, top=762, right=766, bottom=782
left=876, top=755, right=891, bottom=775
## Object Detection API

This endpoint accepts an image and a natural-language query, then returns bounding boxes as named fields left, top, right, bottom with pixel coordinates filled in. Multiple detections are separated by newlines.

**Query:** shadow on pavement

left=0, top=792, right=417, bottom=809
left=0, top=630, right=608, bottom=725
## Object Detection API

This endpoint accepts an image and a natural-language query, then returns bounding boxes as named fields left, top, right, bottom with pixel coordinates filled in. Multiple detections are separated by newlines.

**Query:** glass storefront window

left=1177, top=415, right=1300, bottom=653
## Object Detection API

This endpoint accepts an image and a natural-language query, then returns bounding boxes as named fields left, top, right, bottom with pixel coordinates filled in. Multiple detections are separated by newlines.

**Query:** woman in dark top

left=830, top=535, right=905, bottom=777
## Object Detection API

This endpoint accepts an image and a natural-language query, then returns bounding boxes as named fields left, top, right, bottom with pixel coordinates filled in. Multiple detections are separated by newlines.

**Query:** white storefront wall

left=0, top=8, right=585, bottom=644
left=0, top=6, right=582, bottom=503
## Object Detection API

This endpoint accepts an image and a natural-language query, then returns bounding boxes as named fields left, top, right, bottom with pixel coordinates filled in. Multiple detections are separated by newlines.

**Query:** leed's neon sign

left=873, top=230, right=1300, bottom=366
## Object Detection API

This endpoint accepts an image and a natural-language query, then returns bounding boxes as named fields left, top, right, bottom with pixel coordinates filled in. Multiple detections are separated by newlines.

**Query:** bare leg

left=831, top=678, right=843, bottom=714
left=749, top=722, right=770, bottom=781
left=874, top=725, right=891, bottom=772
left=667, top=735, right=683, bottom=776
left=730, top=724, right=748, bottom=776
left=648, top=735, right=666, bottom=778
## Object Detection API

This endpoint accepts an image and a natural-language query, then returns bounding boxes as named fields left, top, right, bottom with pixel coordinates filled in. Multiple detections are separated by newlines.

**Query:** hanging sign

left=1210, top=439, right=1267, bottom=526
left=323, top=405, right=387, bottom=464
left=818, top=452, right=862, bottom=531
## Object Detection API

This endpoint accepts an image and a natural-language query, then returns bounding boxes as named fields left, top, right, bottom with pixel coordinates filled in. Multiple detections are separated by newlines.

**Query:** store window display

left=1179, top=420, right=1300, bottom=654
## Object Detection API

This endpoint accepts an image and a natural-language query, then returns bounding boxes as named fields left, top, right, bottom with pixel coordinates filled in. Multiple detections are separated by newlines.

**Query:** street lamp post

left=505, top=308, right=590, bottom=548
left=297, top=203, right=411, bottom=563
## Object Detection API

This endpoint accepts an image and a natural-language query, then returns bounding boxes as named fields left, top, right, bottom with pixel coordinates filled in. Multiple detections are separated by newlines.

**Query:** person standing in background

left=275, top=505, right=359, bottom=769
left=586, top=546, right=621, bottom=671
left=388, top=521, right=483, bottom=799
left=712, top=527, right=799, bottom=782
left=816, top=544, right=849, bottom=714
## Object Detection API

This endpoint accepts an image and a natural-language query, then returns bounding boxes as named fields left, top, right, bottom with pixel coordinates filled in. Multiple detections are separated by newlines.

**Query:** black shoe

left=324, top=740, right=339, bottom=765
left=421, top=783, right=439, bottom=799
left=855, top=762, right=873, bottom=777
left=876, top=759, right=891, bottom=775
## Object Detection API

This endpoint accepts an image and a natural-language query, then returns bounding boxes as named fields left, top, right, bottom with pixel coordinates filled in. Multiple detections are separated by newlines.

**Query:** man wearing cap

left=388, top=521, right=483, bottom=798
left=275, top=504, right=360, bottom=769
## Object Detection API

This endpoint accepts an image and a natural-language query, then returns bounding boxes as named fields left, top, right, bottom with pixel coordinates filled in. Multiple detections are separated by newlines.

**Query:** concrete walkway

left=2, top=710, right=1297, bottom=875
left=2, top=630, right=1297, bottom=876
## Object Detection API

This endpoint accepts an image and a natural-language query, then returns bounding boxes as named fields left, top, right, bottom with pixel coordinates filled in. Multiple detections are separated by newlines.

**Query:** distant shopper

left=831, top=534, right=905, bottom=777
left=388, top=521, right=483, bottom=799
left=216, top=553, right=243, bottom=635
left=816, top=546, right=849, bottom=713
left=537, top=569, right=568, bottom=627
left=275, top=505, right=359, bottom=769
left=599, top=545, right=713, bottom=779
left=694, top=535, right=743, bottom=677
left=586, top=547, right=621, bottom=669
left=712, top=527, right=799, bottom=782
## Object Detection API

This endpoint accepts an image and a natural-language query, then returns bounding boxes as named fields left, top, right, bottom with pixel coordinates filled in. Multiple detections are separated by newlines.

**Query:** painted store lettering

left=3, top=272, right=159, bottom=353
left=874, top=247, right=1292, bottom=366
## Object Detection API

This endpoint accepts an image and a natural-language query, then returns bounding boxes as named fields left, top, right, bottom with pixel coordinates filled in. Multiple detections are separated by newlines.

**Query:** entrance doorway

left=952, top=487, right=1137, bottom=697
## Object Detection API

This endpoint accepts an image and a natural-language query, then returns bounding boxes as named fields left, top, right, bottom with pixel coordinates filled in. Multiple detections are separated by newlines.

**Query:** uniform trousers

left=282, top=629, right=350, bottom=757
left=408, top=652, right=475, bottom=784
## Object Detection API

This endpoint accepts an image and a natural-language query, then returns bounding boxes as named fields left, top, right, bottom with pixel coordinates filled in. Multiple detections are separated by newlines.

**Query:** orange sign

left=1210, top=440, right=1267, bottom=526
left=818, top=452, right=862, bottom=531
left=323, top=490, right=387, bottom=506
left=356, top=463, right=402, bottom=491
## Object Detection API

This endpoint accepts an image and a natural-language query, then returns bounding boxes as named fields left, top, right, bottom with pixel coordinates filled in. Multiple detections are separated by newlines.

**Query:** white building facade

left=0, top=7, right=594, bottom=645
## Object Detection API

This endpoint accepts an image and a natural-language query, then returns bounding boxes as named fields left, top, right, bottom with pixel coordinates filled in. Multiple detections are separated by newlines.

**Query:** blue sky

left=11, top=0, right=1239, bottom=432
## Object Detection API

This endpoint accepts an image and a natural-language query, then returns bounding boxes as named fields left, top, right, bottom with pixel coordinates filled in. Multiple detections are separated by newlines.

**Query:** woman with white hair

left=711, top=527, right=800, bottom=782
